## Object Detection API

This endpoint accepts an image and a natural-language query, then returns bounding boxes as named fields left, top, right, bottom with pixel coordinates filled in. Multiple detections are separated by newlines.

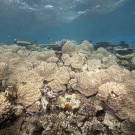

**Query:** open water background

left=0, top=0, right=135, bottom=46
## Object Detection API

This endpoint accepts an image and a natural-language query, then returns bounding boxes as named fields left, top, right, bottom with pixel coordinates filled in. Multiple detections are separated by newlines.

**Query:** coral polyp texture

left=0, top=40, right=135, bottom=135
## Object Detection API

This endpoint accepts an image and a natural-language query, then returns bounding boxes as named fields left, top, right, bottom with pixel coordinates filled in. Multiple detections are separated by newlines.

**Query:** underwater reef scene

left=0, top=39, right=135, bottom=135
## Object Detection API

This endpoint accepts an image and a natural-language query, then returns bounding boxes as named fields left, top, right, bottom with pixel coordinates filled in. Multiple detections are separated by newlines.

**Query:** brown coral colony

left=0, top=40, right=135, bottom=135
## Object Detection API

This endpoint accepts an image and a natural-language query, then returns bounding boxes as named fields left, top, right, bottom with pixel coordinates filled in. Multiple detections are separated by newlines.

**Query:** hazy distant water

left=0, top=0, right=135, bottom=46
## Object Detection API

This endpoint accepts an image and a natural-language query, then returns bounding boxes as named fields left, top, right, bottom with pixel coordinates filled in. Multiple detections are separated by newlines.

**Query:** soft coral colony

left=0, top=40, right=135, bottom=135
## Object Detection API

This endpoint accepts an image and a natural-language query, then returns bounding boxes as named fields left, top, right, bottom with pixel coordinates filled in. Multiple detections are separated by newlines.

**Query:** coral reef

left=0, top=40, right=135, bottom=135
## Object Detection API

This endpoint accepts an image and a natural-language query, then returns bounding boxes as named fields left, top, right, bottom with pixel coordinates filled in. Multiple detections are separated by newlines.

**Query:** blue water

left=0, top=0, right=135, bottom=46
